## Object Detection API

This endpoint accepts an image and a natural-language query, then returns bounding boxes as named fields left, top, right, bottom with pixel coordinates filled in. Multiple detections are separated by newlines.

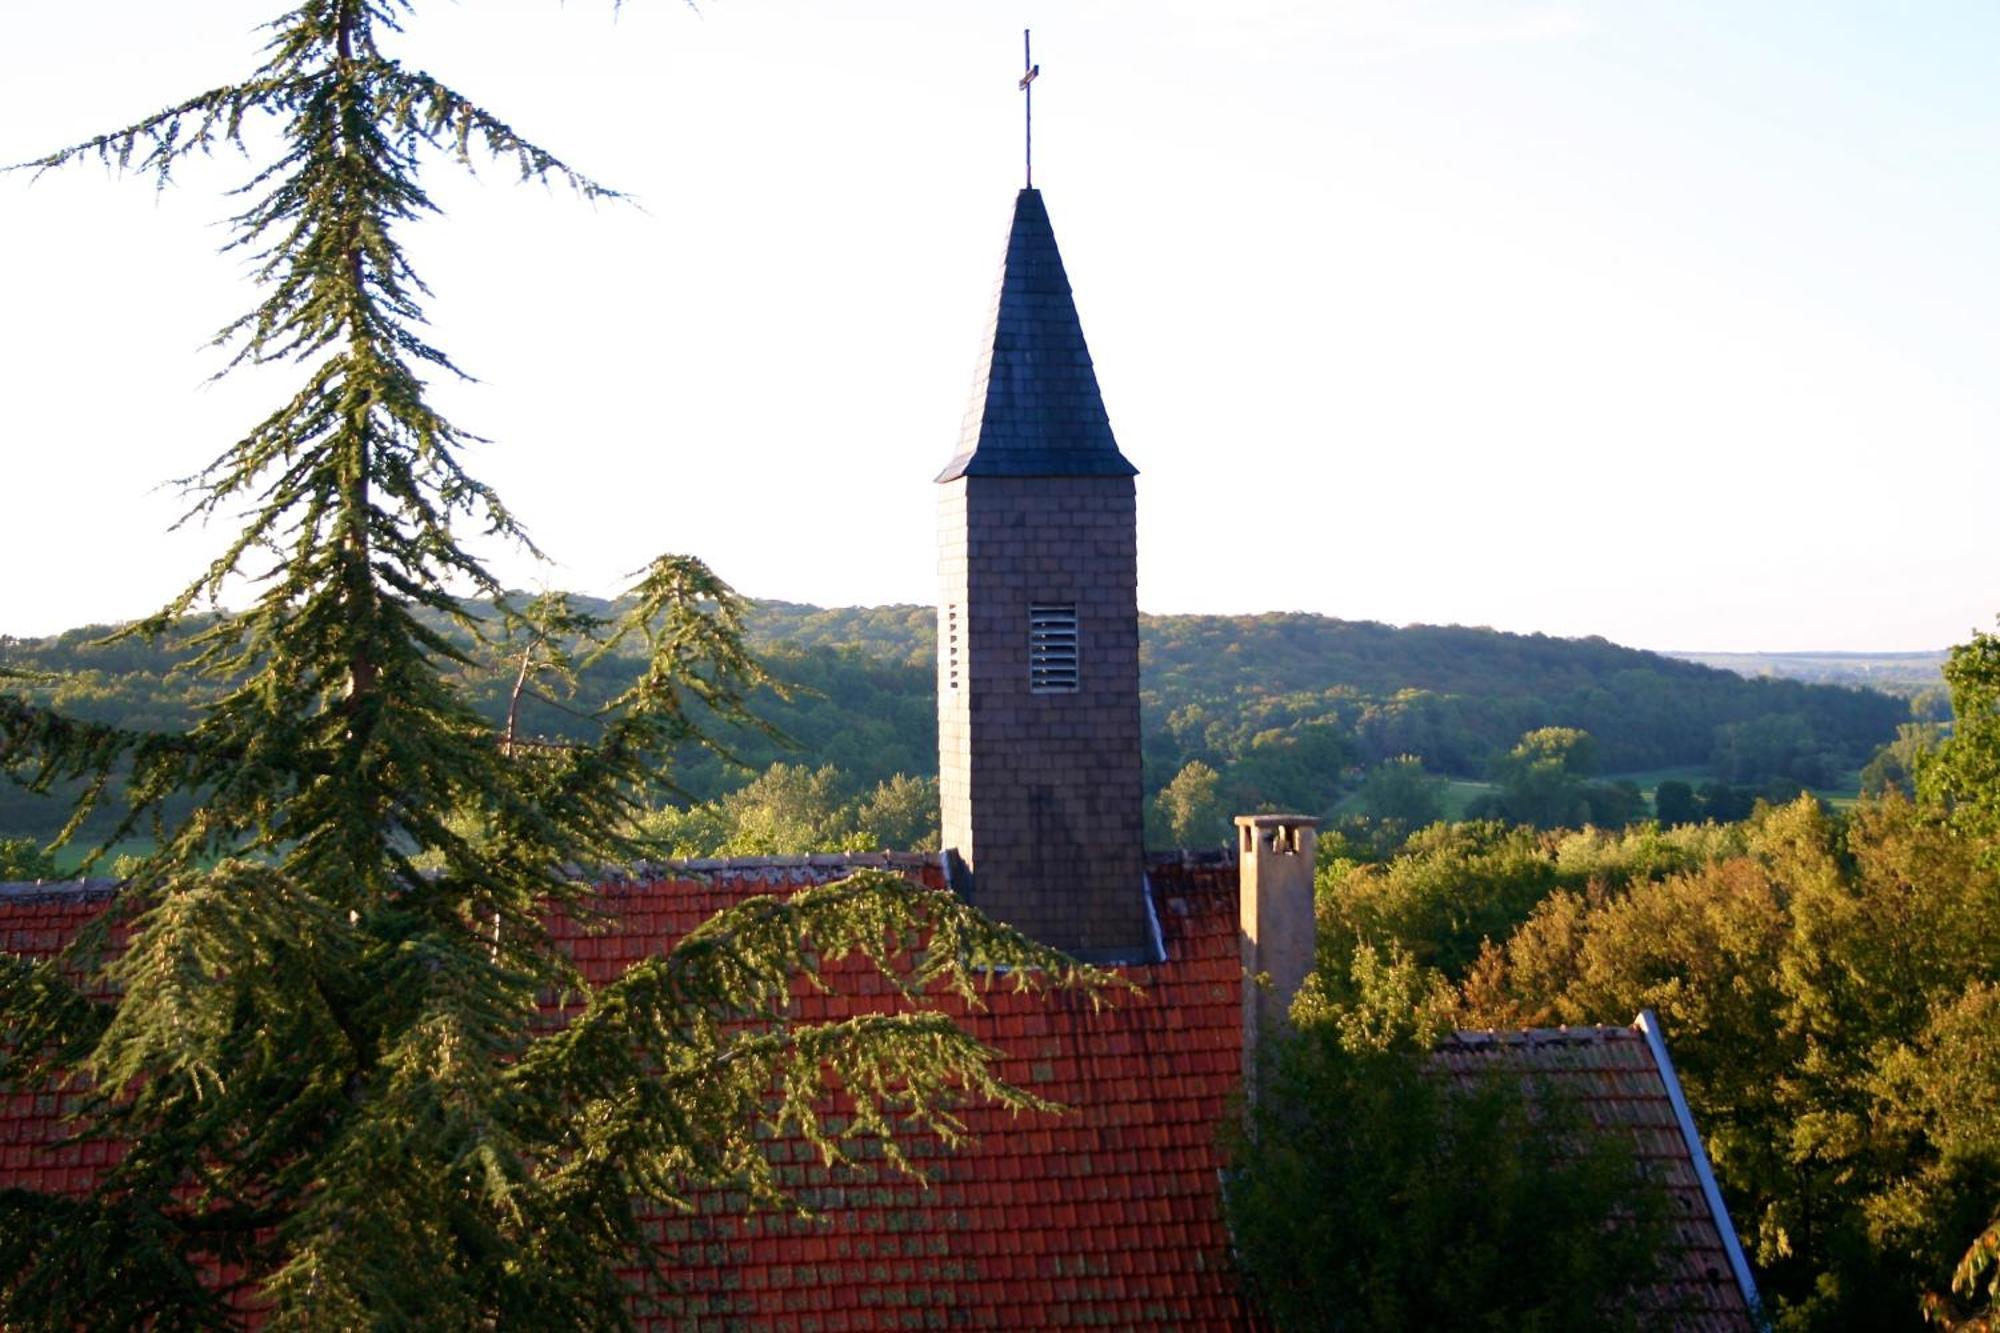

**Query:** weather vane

left=1020, top=29, right=1039, bottom=188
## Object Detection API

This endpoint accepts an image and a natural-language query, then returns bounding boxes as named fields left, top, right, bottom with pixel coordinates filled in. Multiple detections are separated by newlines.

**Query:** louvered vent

left=1028, top=603, right=1079, bottom=693
left=946, top=606, right=960, bottom=690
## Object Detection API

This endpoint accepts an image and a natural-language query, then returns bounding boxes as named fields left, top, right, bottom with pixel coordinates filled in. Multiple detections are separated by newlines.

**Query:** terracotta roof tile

left=1, top=860, right=1255, bottom=1330
left=4, top=855, right=1757, bottom=1332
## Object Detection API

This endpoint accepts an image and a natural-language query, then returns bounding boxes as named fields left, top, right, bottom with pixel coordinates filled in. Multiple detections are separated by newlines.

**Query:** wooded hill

left=0, top=602, right=1906, bottom=848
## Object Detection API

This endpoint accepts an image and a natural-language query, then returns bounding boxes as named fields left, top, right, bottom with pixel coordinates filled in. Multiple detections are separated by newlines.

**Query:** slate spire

left=935, top=188, right=1138, bottom=482
left=933, top=185, right=1150, bottom=963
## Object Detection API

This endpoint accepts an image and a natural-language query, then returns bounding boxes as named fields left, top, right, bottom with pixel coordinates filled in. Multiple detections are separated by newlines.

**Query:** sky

left=2, top=1, right=1995, bottom=652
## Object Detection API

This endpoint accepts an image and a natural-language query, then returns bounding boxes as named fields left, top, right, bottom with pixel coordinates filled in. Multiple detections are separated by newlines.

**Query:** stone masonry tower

left=936, top=188, right=1150, bottom=964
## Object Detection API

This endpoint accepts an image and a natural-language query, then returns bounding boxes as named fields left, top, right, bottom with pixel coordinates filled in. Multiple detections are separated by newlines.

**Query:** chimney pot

left=1236, top=814, right=1319, bottom=1085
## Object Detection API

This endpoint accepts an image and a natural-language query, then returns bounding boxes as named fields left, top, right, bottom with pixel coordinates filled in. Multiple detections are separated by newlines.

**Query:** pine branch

left=0, top=694, right=212, bottom=860
left=0, top=954, right=111, bottom=1086
left=3, top=3, right=1113, bottom=1324
left=8, top=79, right=299, bottom=185
left=519, top=871, right=1123, bottom=1194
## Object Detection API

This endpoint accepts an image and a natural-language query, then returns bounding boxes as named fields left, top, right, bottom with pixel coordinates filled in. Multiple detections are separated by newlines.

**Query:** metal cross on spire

left=1019, top=29, right=1040, bottom=189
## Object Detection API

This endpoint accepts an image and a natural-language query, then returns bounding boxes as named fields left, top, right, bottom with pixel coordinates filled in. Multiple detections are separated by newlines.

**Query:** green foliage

left=1139, top=614, right=1902, bottom=790
left=1647, top=775, right=1785, bottom=829
left=1713, top=712, right=1846, bottom=788
left=1654, top=778, right=1700, bottom=826
left=1262, top=638, right=2000, bottom=1333
left=1316, top=817, right=1742, bottom=991
left=1335, top=754, right=1449, bottom=854
left=1926, top=1217, right=2000, bottom=1331
left=3, top=602, right=1906, bottom=851
left=0, top=5, right=1089, bottom=1325
left=741, top=601, right=938, bottom=667
left=1317, top=821, right=1562, bottom=983
left=1475, top=726, right=1597, bottom=827
left=1547, top=817, right=1747, bottom=883
left=1291, top=940, right=1457, bottom=1054
left=1920, top=627, right=2000, bottom=848
left=1353, top=755, right=1447, bottom=826
left=1463, top=726, right=1649, bottom=831
left=1516, top=725, right=1601, bottom=777
left=1864, top=722, right=1945, bottom=796
left=0, top=839, right=57, bottom=881
left=0, top=614, right=941, bottom=852
left=1913, top=685, right=1955, bottom=724
left=1879, top=984, right=2000, bottom=1332
left=1587, top=778, right=1649, bottom=826
left=692, top=763, right=858, bottom=856
left=1149, top=759, right=1229, bottom=848
left=1223, top=1020, right=1675, bottom=1332
left=852, top=772, right=943, bottom=853
left=1453, top=795, right=2000, bottom=1332
left=630, top=763, right=939, bottom=858
left=1697, top=778, right=1766, bottom=822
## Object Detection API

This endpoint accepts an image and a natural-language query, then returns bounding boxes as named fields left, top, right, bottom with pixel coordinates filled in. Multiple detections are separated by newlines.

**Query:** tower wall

left=938, top=474, right=1148, bottom=961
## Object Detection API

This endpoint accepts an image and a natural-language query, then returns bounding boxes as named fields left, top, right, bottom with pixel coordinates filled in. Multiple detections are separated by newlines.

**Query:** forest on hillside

left=0, top=601, right=1909, bottom=857
left=756, top=603, right=1910, bottom=784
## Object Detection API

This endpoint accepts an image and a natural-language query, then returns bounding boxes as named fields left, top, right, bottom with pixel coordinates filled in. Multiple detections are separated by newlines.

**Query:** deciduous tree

left=1920, top=627, right=2000, bottom=849
left=1457, top=795, right=2000, bottom=1332
left=1353, top=754, right=1447, bottom=830
left=1224, top=990, right=1674, bottom=1332
left=0, top=838, right=57, bottom=881
left=1151, top=759, right=1228, bottom=848
left=1653, top=778, right=1700, bottom=827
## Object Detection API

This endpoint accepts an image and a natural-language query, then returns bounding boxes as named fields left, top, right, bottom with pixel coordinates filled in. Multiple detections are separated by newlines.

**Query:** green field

left=1810, top=773, right=1865, bottom=810
left=1437, top=779, right=1498, bottom=819
left=45, top=838, right=154, bottom=878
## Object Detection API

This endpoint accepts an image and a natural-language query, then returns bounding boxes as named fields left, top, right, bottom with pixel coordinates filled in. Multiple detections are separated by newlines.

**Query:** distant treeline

left=1664, top=648, right=1949, bottom=694
left=0, top=602, right=1908, bottom=848
left=742, top=605, right=1907, bottom=814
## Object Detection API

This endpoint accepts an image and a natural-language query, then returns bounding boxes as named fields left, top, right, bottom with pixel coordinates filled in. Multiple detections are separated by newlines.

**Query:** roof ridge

left=0, top=879, right=121, bottom=900
left=1144, top=847, right=1239, bottom=868
left=1440, top=1024, right=1642, bottom=1048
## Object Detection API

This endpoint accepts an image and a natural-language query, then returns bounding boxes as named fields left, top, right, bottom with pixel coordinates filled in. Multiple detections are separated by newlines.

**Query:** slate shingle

left=935, top=189, right=1139, bottom=483
left=1433, top=1022, right=1761, bottom=1331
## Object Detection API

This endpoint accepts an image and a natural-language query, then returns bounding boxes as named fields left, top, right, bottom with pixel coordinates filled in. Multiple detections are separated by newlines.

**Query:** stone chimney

left=1237, top=814, right=1320, bottom=1079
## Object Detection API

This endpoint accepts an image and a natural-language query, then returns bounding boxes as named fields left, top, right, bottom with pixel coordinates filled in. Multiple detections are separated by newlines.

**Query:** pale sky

left=3, top=1, right=1995, bottom=652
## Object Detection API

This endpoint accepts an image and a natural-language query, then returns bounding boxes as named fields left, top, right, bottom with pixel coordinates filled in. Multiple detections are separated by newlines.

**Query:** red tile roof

left=1, top=882, right=119, bottom=1203
left=1433, top=1021, right=1761, bottom=1332
left=1, top=858, right=1259, bottom=1330
left=5, top=862, right=1763, bottom=1331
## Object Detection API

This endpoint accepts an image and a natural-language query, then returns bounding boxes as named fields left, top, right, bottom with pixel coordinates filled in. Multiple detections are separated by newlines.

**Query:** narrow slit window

left=1028, top=603, right=1079, bottom=693
left=946, top=606, right=960, bottom=690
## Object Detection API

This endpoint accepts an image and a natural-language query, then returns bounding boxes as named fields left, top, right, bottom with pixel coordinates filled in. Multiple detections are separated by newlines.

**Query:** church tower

left=935, top=188, right=1150, bottom=963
